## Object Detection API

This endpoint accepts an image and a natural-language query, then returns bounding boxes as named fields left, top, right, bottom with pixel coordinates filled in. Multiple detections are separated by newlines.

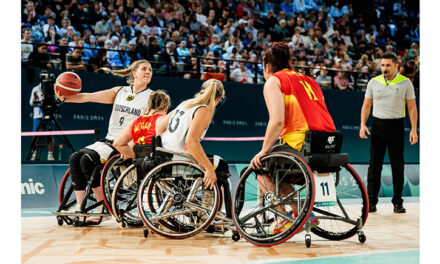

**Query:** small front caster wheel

left=358, top=231, right=366, bottom=243
left=57, top=217, right=64, bottom=226
left=73, top=217, right=80, bottom=227
left=143, top=229, right=149, bottom=238
left=305, top=234, right=311, bottom=248
left=232, top=231, right=240, bottom=241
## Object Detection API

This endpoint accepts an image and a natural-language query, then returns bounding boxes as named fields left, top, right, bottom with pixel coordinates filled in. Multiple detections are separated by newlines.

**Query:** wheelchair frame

left=231, top=131, right=369, bottom=247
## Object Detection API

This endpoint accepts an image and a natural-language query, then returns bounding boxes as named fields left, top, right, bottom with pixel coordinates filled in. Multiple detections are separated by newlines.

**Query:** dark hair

left=263, top=42, right=292, bottom=73
left=380, top=53, right=397, bottom=64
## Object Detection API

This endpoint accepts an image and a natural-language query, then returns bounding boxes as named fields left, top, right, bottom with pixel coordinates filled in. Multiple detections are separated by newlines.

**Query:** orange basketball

left=55, top=72, right=82, bottom=97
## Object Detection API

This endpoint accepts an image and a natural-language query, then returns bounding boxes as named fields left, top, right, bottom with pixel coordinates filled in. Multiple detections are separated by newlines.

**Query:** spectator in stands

left=42, top=13, right=59, bottom=38
left=66, top=47, right=85, bottom=71
left=281, top=0, right=294, bottom=16
left=291, top=27, right=306, bottom=47
left=399, top=59, right=419, bottom=84
left=230, top=61, right=254, bottom=84
left=95, top=14, right=110, bottom=43
left=355, top=54, right=371, bottom=72
left=315, top=67, right=332, bottom=89
left=109, top=43, right=130, bottom=68
left=45, top=25, right=59, bottom=46
left=21, top=27, right=33, bottom=64
left=333, top=69, right=350, bottom=90
left=127, top=39, right=140, bottom=63
left=146, top=36, right=162, bottom=61
left=159, top=41, right=179, bottom=74
left=123, top=18, right=136, bottom=41
left=273, top=19, right=290, bottom=41
left=22, top=0, right=38, bottom=25
left=28, top=42, right=53, bottom=69
left=177, top=40, right=190, bottom=57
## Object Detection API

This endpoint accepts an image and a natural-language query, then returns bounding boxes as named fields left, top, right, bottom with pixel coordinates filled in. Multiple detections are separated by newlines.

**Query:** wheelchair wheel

left=137, top=160, right=220, bottom=239
left=101, top=154, right=130, bottom=216
left=310, top=163, right=368, bottom=240
left=111, top=164, right=143, bottom=226
left=232, top=152, right=315, bottom=246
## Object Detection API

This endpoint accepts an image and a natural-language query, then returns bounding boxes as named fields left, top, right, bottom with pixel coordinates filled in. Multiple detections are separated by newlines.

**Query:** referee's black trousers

left=367, top=117, right=405, bottom=206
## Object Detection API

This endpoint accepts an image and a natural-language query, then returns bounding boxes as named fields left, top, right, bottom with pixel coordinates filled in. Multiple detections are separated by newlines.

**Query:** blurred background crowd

left=21, top=0, right=419, bottom=91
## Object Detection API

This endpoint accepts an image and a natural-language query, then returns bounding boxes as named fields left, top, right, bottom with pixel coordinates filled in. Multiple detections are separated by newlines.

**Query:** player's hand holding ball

left=54, top=72, right=82, bottom=101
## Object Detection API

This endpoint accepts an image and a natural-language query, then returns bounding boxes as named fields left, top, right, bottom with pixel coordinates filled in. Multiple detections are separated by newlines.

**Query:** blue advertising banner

left=21, top=164, right=419, bottom=209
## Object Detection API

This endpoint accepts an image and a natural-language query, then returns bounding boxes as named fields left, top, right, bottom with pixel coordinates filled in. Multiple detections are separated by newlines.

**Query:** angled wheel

left=138, top=160, right=220, bottom=239
left=101, top=154, right=130, bottom=216
left=111, top=164, right=143, bottom=226
left=232, top=152, right=315, bottom=246
left=310, top=163, right=369, bottom=240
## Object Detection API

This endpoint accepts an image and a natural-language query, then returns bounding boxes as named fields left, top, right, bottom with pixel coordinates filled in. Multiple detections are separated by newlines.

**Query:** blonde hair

left=146, top=90, right=171, bottom=114
left=185, top=79, right=225, bottom=115
left=100, top=60, right=151, bottom=85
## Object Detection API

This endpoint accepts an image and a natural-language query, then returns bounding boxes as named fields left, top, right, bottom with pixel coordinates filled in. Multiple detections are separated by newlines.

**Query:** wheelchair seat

left=302, top=131, right=348, bottom=173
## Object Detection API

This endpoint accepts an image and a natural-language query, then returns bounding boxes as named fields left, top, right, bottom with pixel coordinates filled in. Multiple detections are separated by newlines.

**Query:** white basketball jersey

left=106, top=86, right=153, bottom=140
left=162, top=100, right=208, bottom=153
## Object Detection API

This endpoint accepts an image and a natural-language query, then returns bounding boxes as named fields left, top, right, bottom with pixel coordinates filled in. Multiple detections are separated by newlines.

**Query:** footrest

left=52, top=212, right=110, bottom=217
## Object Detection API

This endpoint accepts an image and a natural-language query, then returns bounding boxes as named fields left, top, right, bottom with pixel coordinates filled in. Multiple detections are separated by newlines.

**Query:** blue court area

left=253, top=249, right=419, bottom=264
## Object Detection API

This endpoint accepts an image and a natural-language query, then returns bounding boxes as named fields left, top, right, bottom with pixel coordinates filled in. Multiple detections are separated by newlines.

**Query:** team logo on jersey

left=126, top=95, right=135, bottom=101
left=327, top=136, right=335, bottom=144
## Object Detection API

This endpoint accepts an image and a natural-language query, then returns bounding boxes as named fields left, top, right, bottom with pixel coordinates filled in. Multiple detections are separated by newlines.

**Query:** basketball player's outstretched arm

left=54, top=86, right=120, bottom=104
left=185, top=107, right=216, bottom=190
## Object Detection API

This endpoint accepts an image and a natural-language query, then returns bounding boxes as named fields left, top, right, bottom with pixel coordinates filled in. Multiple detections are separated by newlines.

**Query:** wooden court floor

left=21, top=202, right=419, bottom=264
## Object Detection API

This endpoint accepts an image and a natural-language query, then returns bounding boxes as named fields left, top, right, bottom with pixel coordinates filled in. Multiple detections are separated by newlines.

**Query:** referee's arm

left=359, top=97, right=372, bottom=138
left=407, top=98, right=418, bottom=145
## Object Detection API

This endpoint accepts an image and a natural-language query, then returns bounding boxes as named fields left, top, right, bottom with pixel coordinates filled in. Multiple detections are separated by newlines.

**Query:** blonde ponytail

left=185, top=79, right=225, bottom=115
left=99, top=60, right=151, bottom=85
left=146, top=90, right=171, bottom=114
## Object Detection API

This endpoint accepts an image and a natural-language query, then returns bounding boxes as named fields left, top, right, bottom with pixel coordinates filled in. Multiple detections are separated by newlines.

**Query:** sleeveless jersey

left=161, top=100, right=208, bottom=153
left=106, top=86, right=153, bottom=141
left=273, top=69, right=335, bottom=151
left=131, top=114, right=161, bottom=145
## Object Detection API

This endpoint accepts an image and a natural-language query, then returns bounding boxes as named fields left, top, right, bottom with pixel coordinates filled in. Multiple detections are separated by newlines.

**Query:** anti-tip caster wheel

left=57, top=216, right=64, bottom=226
left=305, top=234, right=311, bottom=248
left=143, top=229, right=149, bottom=238
left=232, top=231, right=240, bottom=241
left=73, top=217, right=80, bottom=227
left=119, top=220, right=127, bottom=229
left=358, top=231, right=366, bottom=243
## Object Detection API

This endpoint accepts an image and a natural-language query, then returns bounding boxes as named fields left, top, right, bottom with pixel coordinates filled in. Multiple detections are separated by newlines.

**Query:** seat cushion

left=307, top=153, right=349, bottom=173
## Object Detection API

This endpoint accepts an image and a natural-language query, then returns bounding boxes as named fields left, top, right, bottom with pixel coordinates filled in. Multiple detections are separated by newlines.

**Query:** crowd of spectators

left=21, top=0, right=420, bottom=91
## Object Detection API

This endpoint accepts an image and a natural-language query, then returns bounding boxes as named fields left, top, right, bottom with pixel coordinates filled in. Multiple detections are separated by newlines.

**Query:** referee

left=359, top=53, right=418, bottom=214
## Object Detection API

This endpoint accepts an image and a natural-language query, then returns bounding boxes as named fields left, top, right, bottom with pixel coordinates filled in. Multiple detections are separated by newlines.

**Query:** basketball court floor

left=21, top=198, right=419, bottom=264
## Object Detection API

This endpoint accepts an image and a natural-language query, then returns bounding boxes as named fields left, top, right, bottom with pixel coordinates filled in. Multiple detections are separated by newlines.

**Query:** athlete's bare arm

left=54, top=85, right=120, bottom=104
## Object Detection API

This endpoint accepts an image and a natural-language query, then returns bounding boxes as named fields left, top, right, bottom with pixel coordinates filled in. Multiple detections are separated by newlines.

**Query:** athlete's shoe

left=31, top=151, right=37, bottom=161
left=47, top=154, right=55, bottom=161
left=268, top=212, right=320, bottom=235
left=86, top=205, right=112, bottom=222
left=61, top=203, right=81, bottom=214
left=268, top=212, right=293, bottom=235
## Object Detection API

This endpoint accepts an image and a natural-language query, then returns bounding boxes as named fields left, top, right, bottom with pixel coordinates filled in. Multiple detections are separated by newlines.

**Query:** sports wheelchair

left=232, top=131, right=368, bottom=247
left=53, top=151, right=119, bottom=227
left=135, top=137, right=239, bottom=240
left=109, top=136, right=172, bottom=228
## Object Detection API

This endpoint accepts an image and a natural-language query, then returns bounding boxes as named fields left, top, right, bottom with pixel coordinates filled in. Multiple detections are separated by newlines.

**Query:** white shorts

left=85, top=141, right=115, bottom=163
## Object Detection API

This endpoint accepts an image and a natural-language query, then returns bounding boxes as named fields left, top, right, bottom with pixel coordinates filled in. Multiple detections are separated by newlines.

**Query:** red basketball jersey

left=273, top=69, right=336, bottom=150
left=131, top=114, right=161, bottom=145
